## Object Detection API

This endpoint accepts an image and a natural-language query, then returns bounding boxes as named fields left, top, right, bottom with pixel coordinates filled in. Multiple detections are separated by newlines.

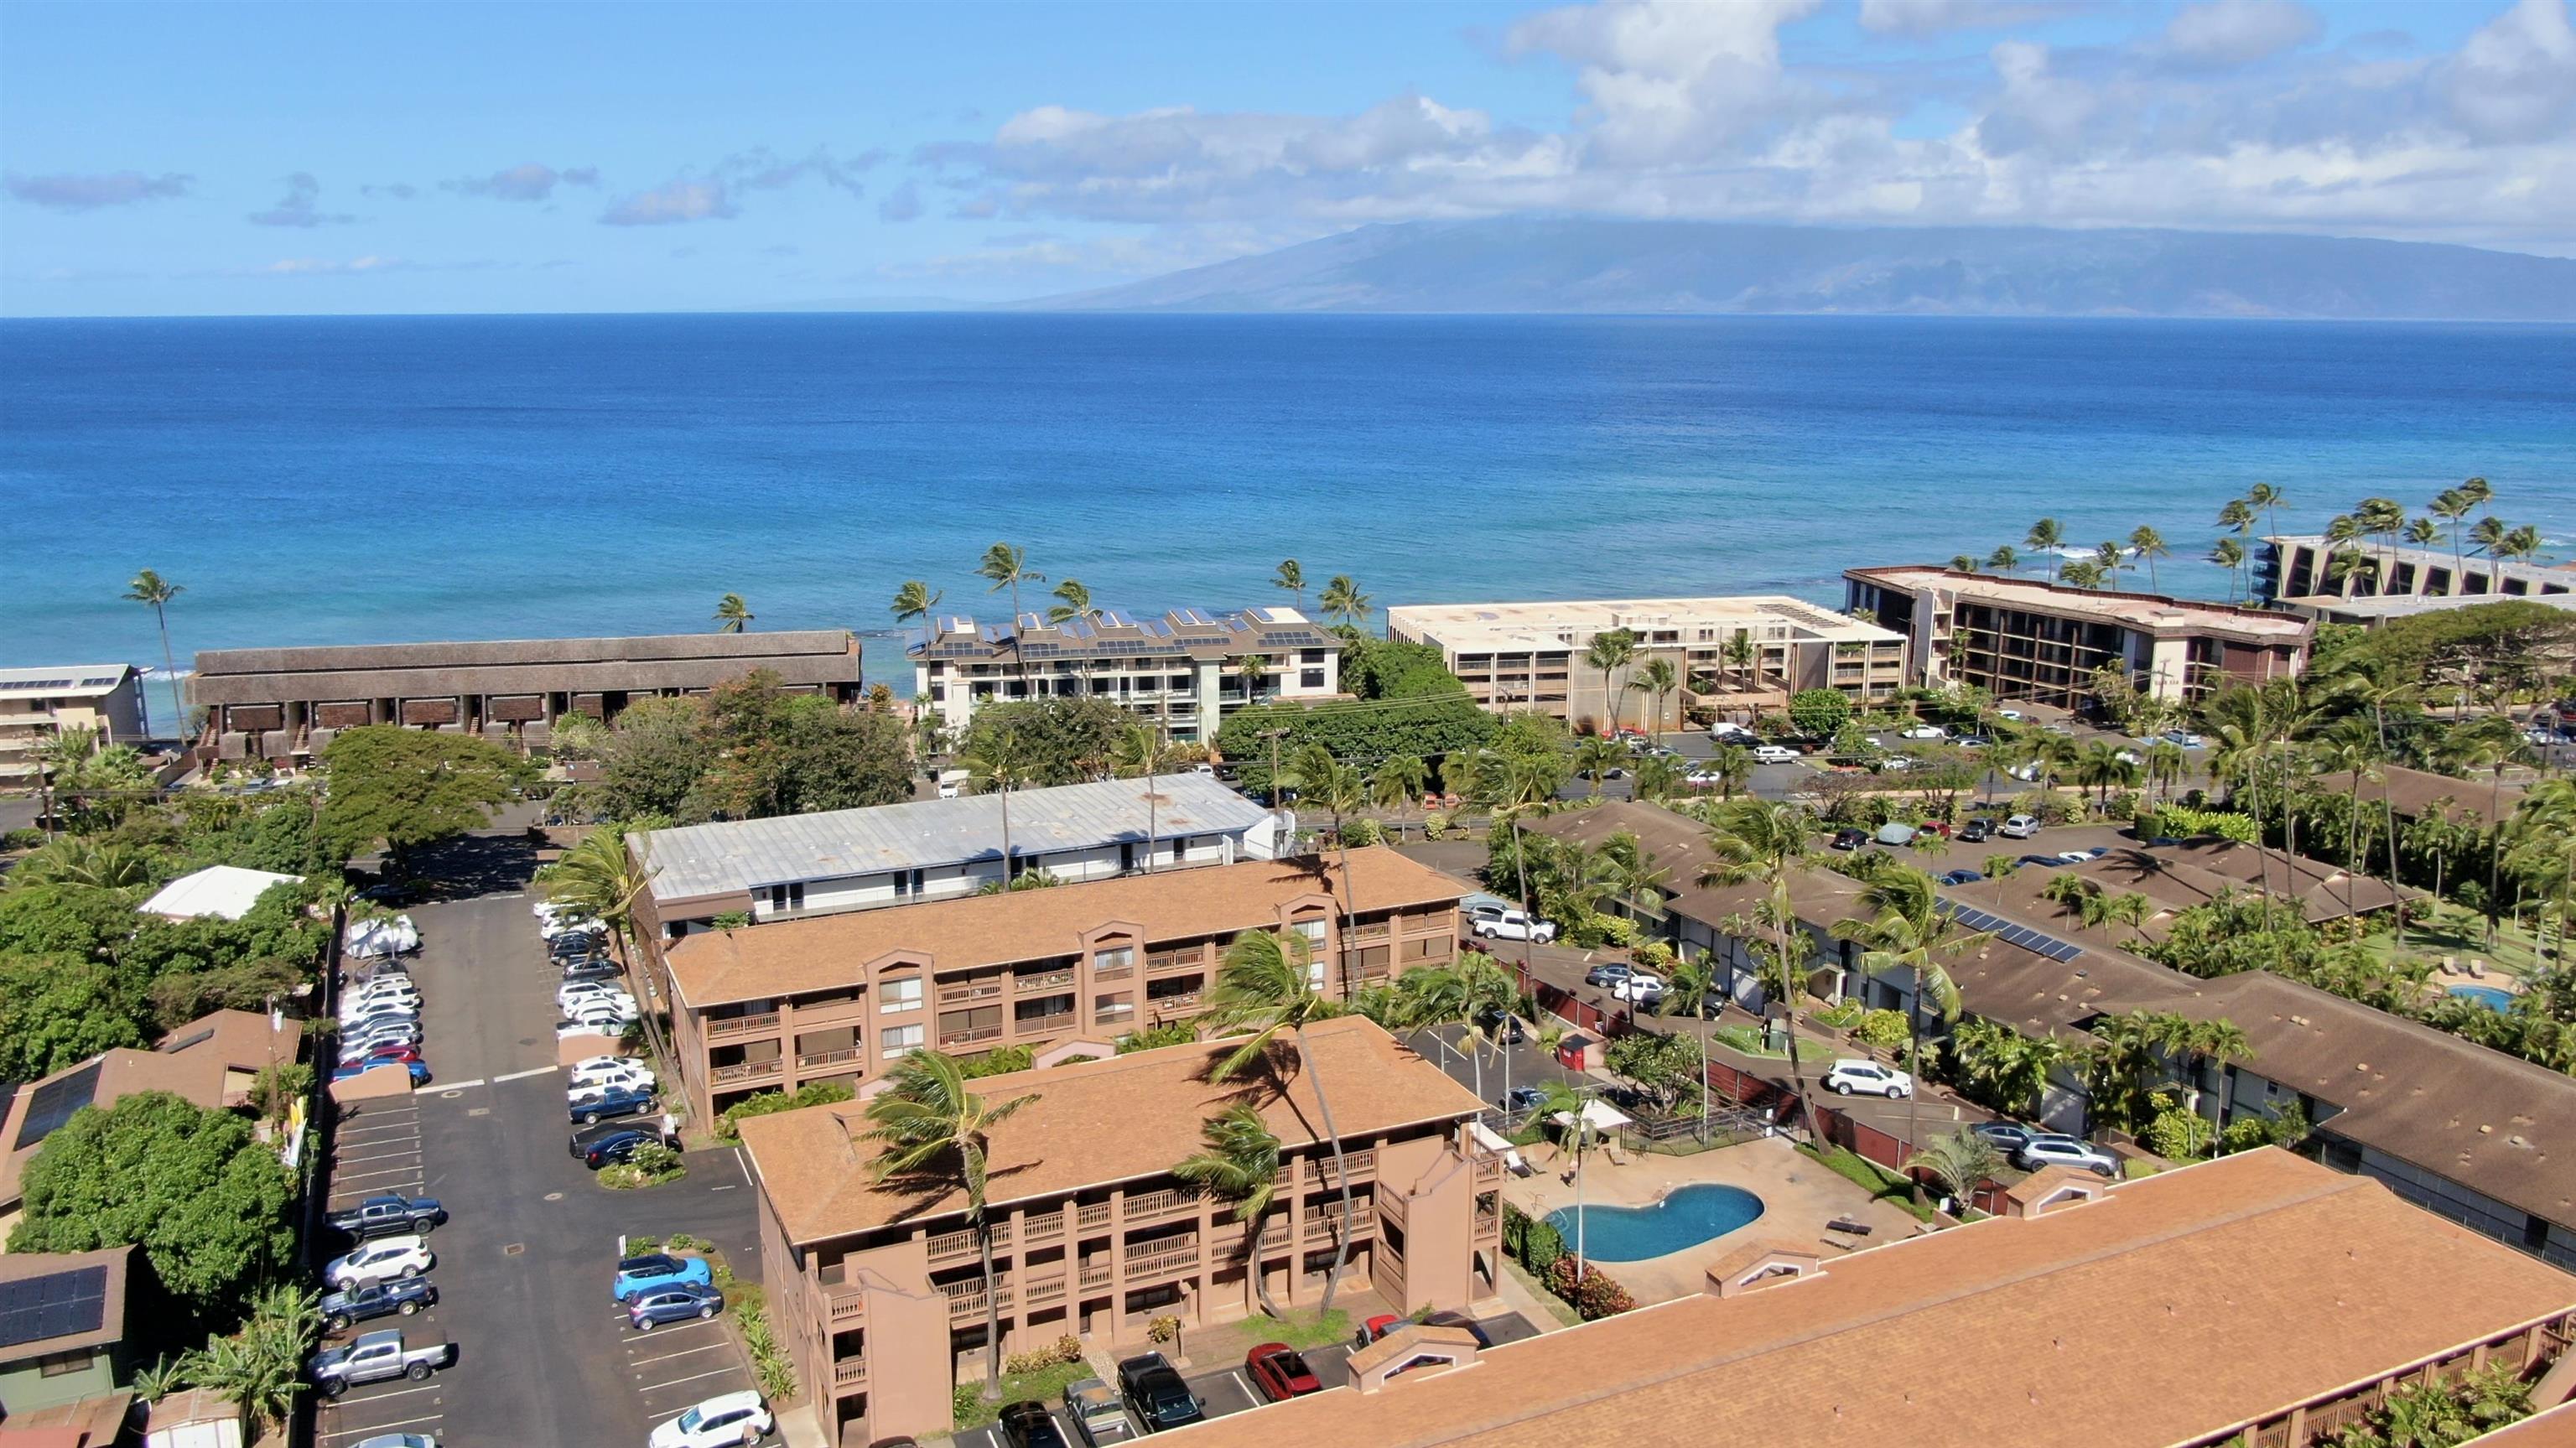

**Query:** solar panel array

left=0, top=1265, right=108, bottom=1351
left=80, top=676, right=123, bottom=688
left=7, top=678, right=74, bottom=691
left=1944, top=902, right=2085, bottom=963
left=15, top=1061, right=101, bottom=1151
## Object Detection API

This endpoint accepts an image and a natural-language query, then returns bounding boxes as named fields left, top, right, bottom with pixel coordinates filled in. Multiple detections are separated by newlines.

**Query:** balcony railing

left=1305, top=1206, right=1375, bottom=1242
left=1123, top=1187, right=1201, bottom=1223
left=942, top=1279, right=1011, bottom=1319
left=1077, top=1202, right=1113, bottom=1231
left=1025, top=1210, right=1066, bottom=1243
left=1145, top=992, right=1200, bottom=1015
left=1279, top=1148, right=1374, bottom=1188
left=1015, top=970, right=1077, bottom=994
left=1145, top=952, right=1202, bottom=975
left=826, top=1286, right=865, bottom=1322
left=708, top=1012, right=781, bottom=1040
left=937, top=980, right=1005, bottom=1007
left=711, top=1058, right=784, bottom=1084
left=1474, top=1208, right=1500, bottom=1238
left=1079, top=1260, right=1114, bottom=1290
left=834, top=1359, right=870, bottom=1389
left=928, top=1222, right=1009, bottom=1262
left=1026, top=1275, right=1068, bottom=1306
left=1092, top=963, right=1135, bottom=983
left=797, top=1046, right=864, bottom=1071
left=941, top=1025, right=1005, bottom=1047
left=1122, top=1239, right=1201, bottom=1281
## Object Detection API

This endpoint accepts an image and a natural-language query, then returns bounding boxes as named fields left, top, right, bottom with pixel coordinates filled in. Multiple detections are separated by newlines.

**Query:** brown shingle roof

left=667, top=849, right=1465, bottom=1007
left=0, top=1009, right=299, bottom=1208
left=2319, top=765, right=2525, bottom=828
left=1162, top=1150, right=2576, bottom=1448
left=2094, top=971, right=2576, bottom=1231
left=186, top=629, right=860, bottom=706
left=736, top=1017, right=1483, bottom=1245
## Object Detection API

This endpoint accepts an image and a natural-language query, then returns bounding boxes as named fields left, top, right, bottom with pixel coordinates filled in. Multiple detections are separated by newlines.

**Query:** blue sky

left=3, top=0, right=2568, bottom=315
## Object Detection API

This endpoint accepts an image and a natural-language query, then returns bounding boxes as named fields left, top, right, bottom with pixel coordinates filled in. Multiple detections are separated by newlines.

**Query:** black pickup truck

left=327, top=1193, right=448, bottom=1239
left=319, top=1276, right=437, bottom=1333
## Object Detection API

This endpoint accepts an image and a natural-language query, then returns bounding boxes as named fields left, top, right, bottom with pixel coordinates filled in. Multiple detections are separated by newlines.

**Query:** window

left=37, top=1348, right=93, bottom=1378
left=1292, top=918, right=1327, bottom=946
left=1300, top=669, right=1326, bottom=688
left=893, top=868, right=925, bottom=900
left=877, top=976, right=922, bottom=1014
left=766, top=882, right=804, bottom=912
left=1301, top=648, right=1326, bottom=664
left=1093, top=945, right=1135, bottom=972
left=880, top=1023, right=923, bottom=1056
left=1094, top=992, right=1135, bottom=1023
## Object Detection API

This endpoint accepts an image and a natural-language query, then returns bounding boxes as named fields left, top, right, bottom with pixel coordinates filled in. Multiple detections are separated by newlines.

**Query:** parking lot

left=316, top=890, right=761, bottom=1448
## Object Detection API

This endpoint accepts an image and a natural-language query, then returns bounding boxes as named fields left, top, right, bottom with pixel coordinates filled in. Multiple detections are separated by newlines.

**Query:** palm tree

left=2216, top=496, right=2255, bottom=541
left=1171, top=1103, right=1287, bottom=1316
left=1483, top=748, right=1563, bottom=979
left=1530, top=1079, right=1597, bottom=1270
left=959, top=724, right=1036, bottom=880
left=2500, top=523, right=2543, bottom=578
left=2243, top=483, right=2286, bottom=553
left=1583, top=630, right=1638, bottom=736
left=1699, top=797, right=1820, bottom=1139
left=2128, top=527, right=2169, bottom=592
left=977, top=542, right=1045, bottom=685
left=1981, top=854, right=2019, bottom=910
left=2059, top=560, right=2106, bottom=589
left=2404, top=516, right=2439, bottom=552
left=1706, top=744, right=1753, bottom=802
left=2210, top=537, right=2248, bottom=602
left=180, top=1283, right=319, bottom=1432
left=1949, top=554, right=1981, bottom=573
left=2073, top=740, right=2141, bottom=808
left=2444, top=714, right=2528, bottom=942
left=712, top=594, right=754, bottom=633
left=1286, top=744, right=1369, bottom=990
left=2470, top=515, right=2510, bottom=594
left=1722, top=631, right=1759, bottom=694
left=891, top=579, right=946, bottom=688
left=541, top=823, right=658, bottom=958
left=1904, top=1129, right=2004, bottom=1212
left=1572, top=735, right=1623, bottom=799
left=2026, top=519, right=2064, bottom=584
left=2357, top=496, right=2407, bottom=581
left=1369, top=754, right=1428, bottom=813
left=1985, top=544, right=2020, bottom=575
left=1205, top=927, right=1362, bottom=1311
left=2428, top=488, right=2474, bottom=592
left=122, top=568, right=184, bottom=742
left=1111, top=721, right=1175, bottom=873
left=1834, top=866, right=1990, bottom=1197
left=1667, top=952, right=1723, bottom=1141
left=1234, top=654, right=1271, bottom=705
left=1628, top=657, right=1680, bottom=738
left=1633, top=752, right=1685, bottom=802
left=1272, top=559, right=1306, bottom=614
left=1045, top=577, right=1097, bottom=630
left=860, top=1049, right=1041, bottom=1400
left=1317, top=575, right=1371, bottom=631
left=2094, top=541, right=2126, bottom=587
left=2142, top=739, right=2187, bottom=804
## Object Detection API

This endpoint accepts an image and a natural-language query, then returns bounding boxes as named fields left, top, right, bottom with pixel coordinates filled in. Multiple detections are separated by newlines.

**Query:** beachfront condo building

left=639, top=849, right=1467, bottom=1124
left=1381, top=597, right=1906, bottom=730
left=736, top=1017, right=1503, bottom=1445
left=906, top=606, right=1343, bottom=745
left=1843, top=565, right=2311, bottom=709
left=184, top=630, right=863, bottom=764
left=0, top=665, right=145, bottom=782
left=2261, top=534, right=2576, bottom=627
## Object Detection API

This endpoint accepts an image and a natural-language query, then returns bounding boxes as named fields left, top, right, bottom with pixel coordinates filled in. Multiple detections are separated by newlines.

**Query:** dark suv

left=1115, top=1352, right=1203, bottom=1433
left=1958, top=818, right=1992, bottom=843
left=571, top=1121, right=673, bottom=1170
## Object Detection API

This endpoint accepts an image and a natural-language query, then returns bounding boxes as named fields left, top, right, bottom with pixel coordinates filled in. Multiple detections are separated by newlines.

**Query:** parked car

left=309, top=1329, right=455, bottom=1398
left=1831, top=828, right=1868, bottom=851
left=558, top=1015, right=630, bottom=1041
left=630, top=1282, right=726, bottom=1331
left=1937, top=869, right=1984, bottom=886
left=1876, top=755, right=1915, bottom=772
left=330, top=1194, right=447, bottom=1239
left=340, top=1004, right=420, bottom=1034
left=570, top=1083, right=657, bottom=1126
left=612, top=1253, right=712, bottom=1302
left=334, top=1057, right=432, bottom=1087
left=1999, top=814, right=2042, bottom=839
left=1708, top=721, right=1757, bottom=741
left=338, top=1025, right=423, bottom=1062
left=2018, top=1135, right=2121, bottom=1177
left=568, top=1060, right=657, bottom=1094
left=1000, top=1400, right=1071, bottom=1448
left=325, top=1235, right=434, bottom=1290
left=1899, top=723, right=1947, bottom=739
left=1955, top=734, right=1991, bottom=749
left=343, top=984, right=421, bottom=1015
left=1823, top=1059, right=1913, bottom=1099
left=2017, top=853, right=2069, bottom=869
left=1468, top=908, right=1557, bottom=944
left=2163, top=730, right=2205, bottom=748
left=1969, top=1121, right=2035, bottom=1155
left=1611, top=973, right=1666, bottom=1007
left=649, top=1390, right=772, bottom=1448
left=349, top=1042, right=423, bottom=1068
left=560, top=958, right=621, bottom=983
left=538, top=915, right=602, bottom=942
left=1245, top=1343, right=1322, bottom=1402
left=1958, top=818, right=1992, bottom=843
left=349, top=1434, right=439, bottom=1448
left=575, top=1123, right=677, bottom=1170
left=1115, top=1353, right=1203, bottom=1433
left=1498, top=1085, right=1546, bottom=1113
left=1750, top=744, right=1800, bottom=765
left=2007, top=761, right=2045, bottom=782
left=319, top=1276, right=436, bottom=1333
left=1583, top=963, right=1633, bottom=988
left=1062, top=1378, right=1135, bottom=1446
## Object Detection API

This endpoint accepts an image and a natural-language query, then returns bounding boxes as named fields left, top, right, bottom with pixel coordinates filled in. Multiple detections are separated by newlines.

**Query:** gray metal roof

left=636, top=773, right=1272, bottom=901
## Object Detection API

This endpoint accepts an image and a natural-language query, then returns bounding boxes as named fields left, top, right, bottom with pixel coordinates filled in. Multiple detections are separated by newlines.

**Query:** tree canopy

left=586, top=672, right=913, bottom=823
left=1787, top=688, right=1852, bottom=738
left=958, top=696, right=1133, bottom=789
left=318, top=726, right=530, bottom=865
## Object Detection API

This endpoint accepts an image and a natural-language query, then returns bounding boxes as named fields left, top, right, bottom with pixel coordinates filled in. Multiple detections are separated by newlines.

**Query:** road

left=314, top=890, right=761, bottom=1448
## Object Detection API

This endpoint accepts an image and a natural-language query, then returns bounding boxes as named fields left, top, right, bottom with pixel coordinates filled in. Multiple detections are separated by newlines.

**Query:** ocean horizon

left=8, top=312, right=2573, bottom=727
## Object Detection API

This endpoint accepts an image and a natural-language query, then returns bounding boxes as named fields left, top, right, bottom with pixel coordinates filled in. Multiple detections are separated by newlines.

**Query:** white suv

left=1750, top=745, right=1800, bottom=765
left=1999, top=814, right=2042, bottom=839
left=1823, top=1059, right=1913, bottom=1098
left=652, top=1391, right=773, bottom=1448
left=326, top=1235, right=434, bottom=1289
left=2017, top=1135, right=2121, bottom=1177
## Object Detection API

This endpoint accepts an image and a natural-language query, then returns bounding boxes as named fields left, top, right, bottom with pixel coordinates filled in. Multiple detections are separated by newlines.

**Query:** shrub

left=2137, top=805, right=2259, bottom=843
left=1520, top=1217, right=1564, bottom=1276
left=962, top=1044, right=1034, bottom=1078
left=1852, top=1009, right=1910, bottom=1053
left=717, top=1080, right=854, bottom=1139
left=708, top=911, right=752, bottom=929
left=1543, top=1256, right=1636, bottom=1320
left=1005, top=1335, right=1085, bottom=1374
left=1340, top=817, right=1385, bottom=848
left=600, top=1142, right=688, bottom=1190
left=1146, top=1314, right=1182, bottom=1344
left=1808, top=998, right=1863, bottom=1030
left=0, top=829, right=43, bottom=852
left=1423, top=812, right=1451, bottom=840
left=2141, top=1094, right=2215, bottom=1162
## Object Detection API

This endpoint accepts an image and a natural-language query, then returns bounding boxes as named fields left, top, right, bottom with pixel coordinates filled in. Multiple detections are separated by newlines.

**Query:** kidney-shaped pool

left=1545, top=1183, right=1767, bottom=1262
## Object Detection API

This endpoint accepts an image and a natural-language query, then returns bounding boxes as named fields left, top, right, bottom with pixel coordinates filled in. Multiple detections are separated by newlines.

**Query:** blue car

left=569, top=1083, right=656, bottom=1126
left=627, top=1280, right=725, bottom=1330
left=1938, top=869, right=1984, bottom=886
left=333, top=1058, right=432, bottom=1086
left=613, top=1253, right=712, bottom=1303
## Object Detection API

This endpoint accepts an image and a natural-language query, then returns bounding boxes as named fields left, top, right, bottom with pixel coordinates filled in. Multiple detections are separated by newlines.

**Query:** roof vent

left=1702, top=1239, right=1826, bottom=1298
left=2004, top=1166, right=2115, bottom=1218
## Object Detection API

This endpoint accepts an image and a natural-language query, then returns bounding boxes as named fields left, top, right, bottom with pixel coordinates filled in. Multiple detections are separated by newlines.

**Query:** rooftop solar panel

left=0, top=1265, right=108, bottom=1351
left=80, top=676, right=124, bottom=688
left=15, top=1061, right=102, bottom=1151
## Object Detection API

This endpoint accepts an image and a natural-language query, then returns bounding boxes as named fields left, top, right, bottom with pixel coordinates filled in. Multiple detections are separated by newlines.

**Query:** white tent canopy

left=1550, top=1099, right=1632, bottom=1135
left=140, top=865, right=303, bottom=921
left=345, top=915, right=420, bottom=958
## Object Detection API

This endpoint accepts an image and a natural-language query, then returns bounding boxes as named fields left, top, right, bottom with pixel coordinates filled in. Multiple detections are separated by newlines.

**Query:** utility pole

left=1262, top=728, right=1290, bottom=812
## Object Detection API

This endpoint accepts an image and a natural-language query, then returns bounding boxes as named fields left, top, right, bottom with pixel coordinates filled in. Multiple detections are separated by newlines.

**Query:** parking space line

left=319, top=1382, right=444, bottom=1409
left=336, top=1147, right=424, bottom=1165
left=320, top=1414, right=444, bottom=1440
left=335, top=1125, right=421, bottom=1142
left=333, top=1165, right=428, bottom=1183
left=629, top=1340, right=730, bottom=1368
left=637, top=1365, right=741, bottom=1394
left=493, top=1065, right=558, bottom=1082
left=438, top=1077, right=486, bottom=1091
left=619, top=1316, right=724, bottom=1340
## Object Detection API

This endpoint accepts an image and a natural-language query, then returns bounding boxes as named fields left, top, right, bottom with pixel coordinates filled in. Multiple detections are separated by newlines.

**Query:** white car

left=558, top=1016, right=630, bottom=1041
left=568, top=1060, right=657, bottom=1093
left=1823, top=1059, right=1913, bottom=1099
left=651, top=1390, right=773, bottom=1448
left=326, top=1235, right=434, bottom=1290
left=538, top=915, right=603, bottom=942
left=1876, top=755, right=1914, bottom=772
left=1898, top=724, right=1947, bottom=740
left=2017, top=1135, right=2121, bottom=1177
left=1707, top=721, right=1757, bottom=741
left=1996, top=708, right=2027, bottom=722
left=559, top=983, right=638, bottom=1012
left=1999, top=814, right=2042, bottom=839
left=1468, top=908, right=1558, bottom=945
left=534, top=898, right=579, bottom=921
left=1611, top=974, right=1666, bottom=1005
left=341, top=992, right=421, bottom=1022
left=2007, top=761, right=2044, bottom=782
left=1750, top=744, right=1800, bottom=765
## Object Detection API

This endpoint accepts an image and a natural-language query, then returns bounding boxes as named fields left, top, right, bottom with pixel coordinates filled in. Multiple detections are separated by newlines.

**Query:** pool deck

left=1503, top=1134, right=1922, bottom=1304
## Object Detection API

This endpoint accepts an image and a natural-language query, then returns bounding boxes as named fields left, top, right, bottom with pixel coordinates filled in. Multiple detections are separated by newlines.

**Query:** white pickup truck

left=1467, top=903, right=1558, bottom=944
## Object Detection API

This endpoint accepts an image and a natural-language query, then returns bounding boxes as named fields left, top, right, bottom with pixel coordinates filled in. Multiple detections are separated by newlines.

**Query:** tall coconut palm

left=1317, top=575, right=1371, bottom=631
left=2210, top=537, right=2248, bottom=602
left=1572, top=735, right=1623, bottom=799
left=1698, top=797, right=1820, bottom=1139
left=860, top=1050, right=1040, bottom=1400
left=2073, top=740, right=2142, bottom=807
left=2500, top=523, right=2543, bottom=578
left=711, top=594, right=753, bottom=633
left=891, top=580, right=946, bottom=693
left=2094, top=541, right=2127, bottom=586
left=1628, top=657, right=1680, bottom=738
left=1045, top=577, right=1097, bottom=630
left=1722, top=632, right=1759, bottom=693
left=1370, top=754, right=1428, bottom=813
left=1529, top=1078, right=1598, bottom=1270
left=2356, top=496, right=2407, bottom=581
left=2428, top=487, right=2475, bottom=593
left=2216, top=496, right=2255, bottom=540
left=122, top=568, right=184, bottom=742
left=1272, top=559, right=1306, bottom=614
left=2243, top=483, right=2286, bottom=551
left=2026, top=519, right=2064, bottom=584
left=1948, top=554, right=1981, bottom=573
left=1111, top=721, right=1175, bottom=873
left=1632, top=752, right=1686, bottom=802
left=977, top=542, right=1045, bottom=686
left=2469, top=515, right=2511, bottom=594
left=2060, top=560, right=2106, bottom=589
left=1583, top=629, right=1638, bottom=736
left=960, top=724, right=1036, bottom=880
left=1286, top=744, right=1369, bottom=989
left=2127, top=526, right=2170, bottom=592
left=1984, top=544, right=2020, bottom=575
left=540, top=823, right=657, bottom=955
left=1204, top=927, right=1360, bottom=1310
left=1707, top=744, right=1753, bottom=802
left=1833, top=865, right=1988, bottom=1199
left=2404, top=516, right=2438, bottom=552
left=1981, top=854, right=2020, bottom=911
left=2444, top=714, right=2528, bottom=942
left=1234, top=654, right=1271, bottom=705
left=1170, top=1103, right=1287, bottom=1316
left=1484, top=748, right=1562, bottom=978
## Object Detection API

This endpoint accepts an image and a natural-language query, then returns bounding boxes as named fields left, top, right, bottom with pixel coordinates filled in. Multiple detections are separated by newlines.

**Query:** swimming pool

left=1545, top=1184, right=1766, bottom=1263
left=2449, top=984, right=2516, bottom=1011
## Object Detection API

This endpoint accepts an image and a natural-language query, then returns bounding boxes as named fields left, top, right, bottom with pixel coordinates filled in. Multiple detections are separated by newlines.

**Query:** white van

left=2000, top=814, right=2043, bottom=839
left=936, top=770, right=971, bottom=799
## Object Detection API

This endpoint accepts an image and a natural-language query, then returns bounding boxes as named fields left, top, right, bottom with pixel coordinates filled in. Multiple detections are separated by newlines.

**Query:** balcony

left=1015, top=968, right=1077, bottom=995
left=1026, top=1274, right=1068, bottom=1307
left=1145, top=952, right=1202, bottom=976
left=1077, top=1202, right=1113, bottom=1231
left=1475, top=1208, right=1501, bottom=1239
left=1278, top=1149, right=1374, bottom=1189
left=1025, top=1210, right=1066, bottom=1243
left=1304, top=1206, right=1375, bottom=1243
left=928, top=1221, right=1010, bottom=1264
left=711, top=1059, right=784, bottom=1085
left=942, top=1279, right=1012, bottom=1320
left=941, top=1025, right=1005, bottom=1048
left=1092, top=963, right=1135, bottom=983
left=797, top=1046, right=865, bottom=1072
left=826, top=1286, right=865, bottom=1322
left=1145, top=992, right=1200, bottom=1016
left=1122, top=1238, right=1202, bottom=1283
left=834, top=1359, right=869, bottom=1390
left=1123, top=1187, right=1201, bottom=1224
left=708, top=1012, right=781, bottom=1040
left=937, top=980, right=1005, bottom=1007
left=1079, top=1261, right=1114, bottom=1290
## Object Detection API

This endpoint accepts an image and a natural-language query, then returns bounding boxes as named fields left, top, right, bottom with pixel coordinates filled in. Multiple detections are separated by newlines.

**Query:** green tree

left=960, top=696, right=1135, bottom=789
left=0, top=957, right=145, bottom=1080
left=317, top=726, right=528, bottom=869
left=1628, top=657, right=1680, bottom=737
left=1985, top=544, right=2021, bottom=574
left=2210, top=537, right=2248, bottom=603
left=859, top=1051, right=1039, bottom=1401
left=1285, top=744, right=1370, bottom=989
left=1206, top=928, right=1364, bottom=1310
left=12, top=1091, right=295, bottom=1317
left=595, top=697, right=715, bottom=821
left=2128, top=526, right=2169, bottom=592
left=1272, top=560, right=1305, bottom=613
left=1318, top=574, right=1372, bottom=631
left=958, top=721, right=1037, bottom=878
left=179, top=1282, right=319, bottom=1430
left=978, top=542, right=1045, bottom=687
left=1787, top=688, right=1851, bottom=739
left=1582, top=629, right=1638, bottom=735
left=1903, top=1129, right=2003, bottom=1210
left=891, top=579, right=947, bottom=692
left=2025, top=518, right=2064, bottom=584
left=1572, top=735, right=1623, bottom=799
left=122, top=569, right=184, bottom=742
left=712, top=593, right=754, bottom=633
left=1699, top=797, right=1820, bottom=1139
left=1214, top=695, right=1493, bottom=802
left=537, top=822, right=657, bottom=962
left=1832, top=866, right=1988, bottom=1196
left=1169, top=1103, right=1286, bottom=1316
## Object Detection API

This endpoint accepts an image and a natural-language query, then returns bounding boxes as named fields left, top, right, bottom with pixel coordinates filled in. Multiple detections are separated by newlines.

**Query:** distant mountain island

left=1026, top=219, right=2576, bottom=320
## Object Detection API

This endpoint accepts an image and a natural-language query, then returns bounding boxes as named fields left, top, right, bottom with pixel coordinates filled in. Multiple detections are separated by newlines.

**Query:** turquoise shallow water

left=6, top=314, right=2573, bottom=724
left=1548, top=1182, right=1768, bottom=1262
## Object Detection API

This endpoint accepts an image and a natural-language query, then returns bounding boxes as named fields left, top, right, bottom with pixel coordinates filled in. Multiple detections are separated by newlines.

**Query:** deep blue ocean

left=7, top=314, right=2573, bottom=721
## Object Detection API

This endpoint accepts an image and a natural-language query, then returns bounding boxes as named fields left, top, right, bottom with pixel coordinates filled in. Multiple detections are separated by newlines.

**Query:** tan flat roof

left=1163, top=1150, right=2576, bottom=1448
left=1848, top=565, right=2314, bottom=641
left=1386, top=597, right=1902, bottom=653
left=737, top=1016, right=1485, bottom=1244
left=666, top=849, right=1464, bottom=1008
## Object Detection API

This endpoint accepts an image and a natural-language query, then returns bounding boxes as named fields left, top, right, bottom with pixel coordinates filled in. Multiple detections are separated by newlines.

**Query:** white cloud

left=603, top=179, right=731, bottom=226
left=1857, top=0, right=2079, bottom=35
left=2439, top=0, right=2576, bottom=143
left=446, top=163, right=600, bottom=202
left=4, top=170, right=191, bottom=211
left=258, top=255, right=404, bottom=274
left=878, top=179, right=923, bottom=222
left=247, top=174, right=356, bottom=227
left=600, top=147, right=881, bottom=226
left=2162, top=0, right=2322, bottom=69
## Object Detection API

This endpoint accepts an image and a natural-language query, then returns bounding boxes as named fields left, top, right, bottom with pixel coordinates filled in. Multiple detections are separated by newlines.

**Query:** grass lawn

left=953, top=1357, right=1094, bottom=1432
left=2360, top=906, right=2542, bottom=978
left=1795, top=1139, right=1935, bottom=1223
left=1178, top=1306, right=1353, bottom=1368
